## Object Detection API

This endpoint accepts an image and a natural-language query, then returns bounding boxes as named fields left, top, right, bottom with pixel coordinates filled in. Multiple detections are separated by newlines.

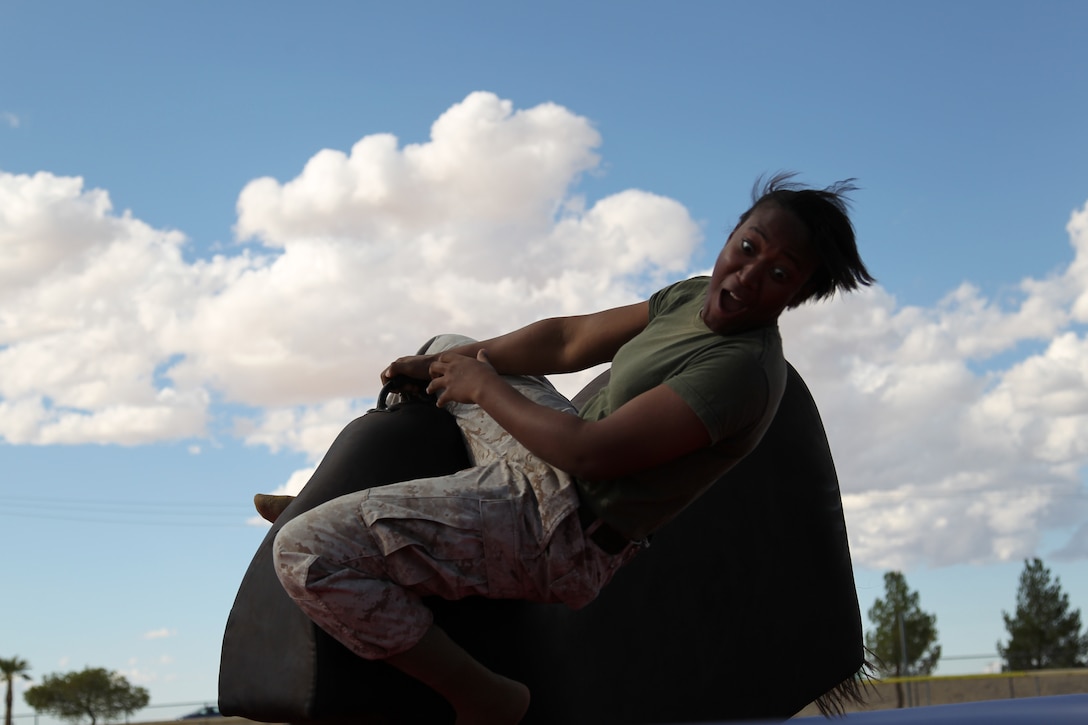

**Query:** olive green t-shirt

left=575, top=277, right=787, bottom=540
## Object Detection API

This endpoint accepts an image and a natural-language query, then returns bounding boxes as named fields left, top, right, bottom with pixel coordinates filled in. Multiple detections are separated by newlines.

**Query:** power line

left=7, top=495, right=250, bottom=508
left=0, top=510, right=256, bottom=527
left=0, top=495, right=261, bottom=527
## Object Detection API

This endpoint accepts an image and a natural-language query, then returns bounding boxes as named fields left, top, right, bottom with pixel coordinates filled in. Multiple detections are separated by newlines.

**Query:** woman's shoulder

left=650, top=277, right=709, bottom=314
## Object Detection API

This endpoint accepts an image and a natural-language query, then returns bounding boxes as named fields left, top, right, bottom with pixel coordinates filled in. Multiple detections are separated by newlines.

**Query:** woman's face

left=700, top=204, right=818, bottom=335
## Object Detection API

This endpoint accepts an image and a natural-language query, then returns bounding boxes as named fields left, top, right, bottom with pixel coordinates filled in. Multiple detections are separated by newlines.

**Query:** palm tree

left=1, top=657, right=31, bottom=725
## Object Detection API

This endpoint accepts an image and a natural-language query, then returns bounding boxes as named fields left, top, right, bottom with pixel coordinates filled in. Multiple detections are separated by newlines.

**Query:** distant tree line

left=865, top=557, right=1088, bottom=708
left=1, top=661, right=147, bottom=725
left=997, top=558, right=1088, bottom=670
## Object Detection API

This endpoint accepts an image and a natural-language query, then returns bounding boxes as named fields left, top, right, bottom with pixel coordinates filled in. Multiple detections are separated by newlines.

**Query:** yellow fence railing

left=796, top=668, right=1088, bottom=715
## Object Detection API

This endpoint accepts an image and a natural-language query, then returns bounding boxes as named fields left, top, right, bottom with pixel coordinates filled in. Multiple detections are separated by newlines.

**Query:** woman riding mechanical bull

left=256, top=173, right=875, bottom=725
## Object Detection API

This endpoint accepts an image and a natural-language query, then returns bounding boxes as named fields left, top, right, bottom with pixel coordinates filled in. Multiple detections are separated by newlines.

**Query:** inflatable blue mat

left=783, top=694, right=1088, bottom=724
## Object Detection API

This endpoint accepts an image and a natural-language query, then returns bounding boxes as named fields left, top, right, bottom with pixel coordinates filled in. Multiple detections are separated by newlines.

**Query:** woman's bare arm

left=390, top=298, right=708, bottom=480
left=427, top=350, right=710, bottom=481
left=382, top=301, right=650, bottom=383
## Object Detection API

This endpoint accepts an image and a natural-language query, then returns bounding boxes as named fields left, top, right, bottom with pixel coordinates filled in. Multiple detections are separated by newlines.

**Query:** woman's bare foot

left=253, top=493, right=295, bottom=524
left=452, top=672, right=530, bottom=725
left=386, top=626, right=530, bottom=724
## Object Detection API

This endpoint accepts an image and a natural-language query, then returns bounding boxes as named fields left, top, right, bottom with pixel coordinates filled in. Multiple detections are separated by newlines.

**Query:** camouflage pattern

left=273, top=335, right=638, bottom=660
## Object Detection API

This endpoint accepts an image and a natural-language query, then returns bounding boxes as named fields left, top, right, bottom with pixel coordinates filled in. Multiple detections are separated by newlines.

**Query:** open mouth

left=721, top=287, right=747, bottom=312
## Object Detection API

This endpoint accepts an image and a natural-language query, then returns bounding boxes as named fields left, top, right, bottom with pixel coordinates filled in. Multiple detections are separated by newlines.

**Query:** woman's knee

left=272, top=516, right=319, bottom=601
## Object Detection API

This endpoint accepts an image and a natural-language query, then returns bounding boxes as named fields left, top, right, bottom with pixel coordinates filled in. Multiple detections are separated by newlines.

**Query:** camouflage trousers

left=273, top=335, right=638, bottom=660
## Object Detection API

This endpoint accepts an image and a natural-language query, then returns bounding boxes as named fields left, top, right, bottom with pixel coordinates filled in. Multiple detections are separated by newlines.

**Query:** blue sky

left=2, top=1, right=1088, bottom=720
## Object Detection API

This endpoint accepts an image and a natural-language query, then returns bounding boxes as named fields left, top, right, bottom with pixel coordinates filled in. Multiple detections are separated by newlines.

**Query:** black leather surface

left=218, top=364, right=863, bottom=724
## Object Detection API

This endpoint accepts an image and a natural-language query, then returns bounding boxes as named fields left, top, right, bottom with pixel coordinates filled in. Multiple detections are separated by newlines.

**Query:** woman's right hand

left=381, top=354, right=438, bottom=386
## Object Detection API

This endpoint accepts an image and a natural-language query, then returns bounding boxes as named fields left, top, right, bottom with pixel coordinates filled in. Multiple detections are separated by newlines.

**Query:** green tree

left=23, top=667, right=149, bottom=725
left=865, top=571, right=941, bottom=708
left=1, top=657, right=31, bottom=725
left=998, top=557, right=1088, bottom=670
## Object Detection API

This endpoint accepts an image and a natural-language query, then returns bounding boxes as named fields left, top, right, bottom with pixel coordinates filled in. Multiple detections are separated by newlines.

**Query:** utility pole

left=898, top=611, right=913, bottom=707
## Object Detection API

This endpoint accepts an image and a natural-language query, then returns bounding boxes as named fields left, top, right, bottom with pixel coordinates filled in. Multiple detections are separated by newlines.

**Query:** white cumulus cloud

left=0, top=171, right=256, bottom=444
left=142, top=628, right=176, bottom=640
left=781, top=203, right=1088, bottom=567
left=2, top=91, right=1086, bottom=570
left=1, top=93, right=700, bottom=445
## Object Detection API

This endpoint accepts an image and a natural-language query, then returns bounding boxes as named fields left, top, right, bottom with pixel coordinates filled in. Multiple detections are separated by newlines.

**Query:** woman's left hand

left=426, top=350, right=499, bottom=407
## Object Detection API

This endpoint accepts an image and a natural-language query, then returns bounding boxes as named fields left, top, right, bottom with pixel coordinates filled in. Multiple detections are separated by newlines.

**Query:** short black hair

left=736, top=172, right=875, bottom=307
